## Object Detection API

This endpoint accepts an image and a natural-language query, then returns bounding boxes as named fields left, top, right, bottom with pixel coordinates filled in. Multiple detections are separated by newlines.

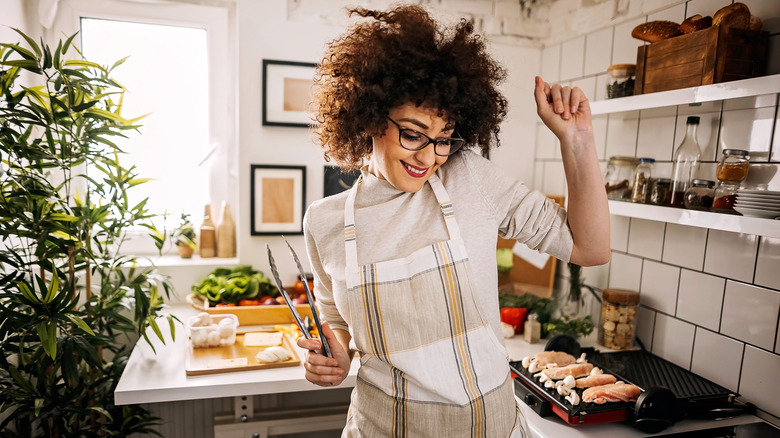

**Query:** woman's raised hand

left=533, top=76, right=594, bottom=146
left=297, top=321, right=351, bottom=387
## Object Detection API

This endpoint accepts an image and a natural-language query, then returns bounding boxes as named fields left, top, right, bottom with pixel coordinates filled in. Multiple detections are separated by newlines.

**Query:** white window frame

left=49, top=0, right=237, bottom=255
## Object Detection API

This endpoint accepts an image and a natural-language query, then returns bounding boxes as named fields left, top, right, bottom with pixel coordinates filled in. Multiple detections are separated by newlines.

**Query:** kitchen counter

left=116, top=308, right=766, bottom=436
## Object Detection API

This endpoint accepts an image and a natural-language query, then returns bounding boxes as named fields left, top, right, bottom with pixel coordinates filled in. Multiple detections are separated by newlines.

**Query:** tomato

left=500, top=307, right=528, bottom=334
left=215, top=303, right=236, bottom=307
left=238, top=299, right=261, bottom=306
left=260, top=296, right=277, bottom=305
left=294, top=279, right=315, bottom=296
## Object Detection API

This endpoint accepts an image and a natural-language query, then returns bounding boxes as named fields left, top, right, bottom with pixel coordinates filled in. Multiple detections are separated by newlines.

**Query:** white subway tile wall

left=536, top=1, right=780, bottom=421
left=721, top=281, right=780, bottom=351
left=662, top=223, right=708, bottom=270
left=628, top=219, right=665, bottom=260
left=639, top=259, right=679, bottom=315
left=703, top=230, right=759, bottom=283
left=740, top=346, right=780, bottom=418
left=651, top=313, right=695, bottom=369
left=676, top=269, right=724, bottom=332
left=691, top=328, right=744, bottom=392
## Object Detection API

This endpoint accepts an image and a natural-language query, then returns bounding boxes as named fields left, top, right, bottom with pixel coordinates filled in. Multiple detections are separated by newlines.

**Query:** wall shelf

left=591, top=74, right=780, bottom=115
left=609, top=200, right=780, bottom=238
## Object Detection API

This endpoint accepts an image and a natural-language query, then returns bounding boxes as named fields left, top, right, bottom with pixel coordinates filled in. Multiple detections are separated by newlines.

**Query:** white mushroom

left=576, top=352, right=587, bottom=363
left=544, top=380, right=555, bottom=388
left=556, top=385, right=572, bottom=396
left=521, top=356, right=532, bottom=369
left=565, top=391, right=581, bottom=406
left=528, top=361, right=544, bottom=373
left=591, top=367, right=603, bottom=376
left=562, top=375, right=576, bottom=388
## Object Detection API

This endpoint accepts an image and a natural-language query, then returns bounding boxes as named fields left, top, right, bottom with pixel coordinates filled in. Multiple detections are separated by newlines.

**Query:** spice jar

left=631, top=158, right=655, bottom=203
left=683, top=179, right=715, bottom=210
left=599, top=288, right=639, bottom=350
left=607, top=64, right=636, bottom=98
left=524, top=313, right=541, bottom=344
left=649, top=178, right=671, bottom=205
left=604, top=156, right=638, bottom=200
left=716, top=149, right=750, bottom=183
left=712, top=181, right=740, bottom=212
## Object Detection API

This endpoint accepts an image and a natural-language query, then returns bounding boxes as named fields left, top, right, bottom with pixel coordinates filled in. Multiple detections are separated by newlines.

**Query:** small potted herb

left=173, top=213, right=197, bottom=258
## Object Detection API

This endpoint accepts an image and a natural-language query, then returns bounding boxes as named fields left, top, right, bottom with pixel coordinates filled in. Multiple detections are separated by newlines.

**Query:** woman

left=297, top=5, right=610, bottom=437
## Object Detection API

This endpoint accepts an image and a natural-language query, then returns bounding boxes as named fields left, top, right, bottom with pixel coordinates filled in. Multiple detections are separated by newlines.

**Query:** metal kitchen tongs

left=265, top=238, right=332, bottom=358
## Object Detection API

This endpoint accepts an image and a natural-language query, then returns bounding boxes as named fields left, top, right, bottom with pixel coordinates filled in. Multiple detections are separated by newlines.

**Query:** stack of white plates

left=734, top=190, right=780, bottom=219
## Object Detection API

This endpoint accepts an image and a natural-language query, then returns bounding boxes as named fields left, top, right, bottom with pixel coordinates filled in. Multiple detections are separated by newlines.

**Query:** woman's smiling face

left=368, top=103, right=455, bottom=193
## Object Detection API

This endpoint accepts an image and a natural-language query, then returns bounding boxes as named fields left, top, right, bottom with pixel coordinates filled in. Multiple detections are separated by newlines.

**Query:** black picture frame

left=262, top=59, right=317, bottom=127
left=250, top=164, right=306, bottom=235
left=323, top=165, right=361, bottom=197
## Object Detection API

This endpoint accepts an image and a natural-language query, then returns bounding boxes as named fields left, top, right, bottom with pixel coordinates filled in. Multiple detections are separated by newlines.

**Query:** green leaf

left=34, top=398, right=44, bottom=417
left=88, top=406, right=113, bottom=422
left=61, top=32, right=78, bottom=54
left=37, top=320, right=57, bottom=359
left=43, top=273, right=58, bottom=303
left=0, top=59, right=39, bottom=69
left=48, top=212, right=78, bottom=222
left=167, top=316, right=176, bottom=342
left=65, top=313, right=95, bottom=336
left=0, top=43, right=37, bottom=60
left=17, top=281, right=40, bottom=304
left=12, top=27, right=41, bottom=57
left=63, top=59, right=106, bottom=72
left=147, top=316, right=165, bottom=344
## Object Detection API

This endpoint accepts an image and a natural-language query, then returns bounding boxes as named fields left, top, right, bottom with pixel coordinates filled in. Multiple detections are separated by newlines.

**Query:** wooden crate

left=635, top=25, right=768, bottom=94
left=187, top=293, right=314, bottom=326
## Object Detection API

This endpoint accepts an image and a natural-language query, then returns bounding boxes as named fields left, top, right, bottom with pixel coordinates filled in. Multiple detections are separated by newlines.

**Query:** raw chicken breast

left=534, top=351, right=576, bottom=367
left=575, top=373, right=617, bottom=388
left=582, top=382, right=642, bottom=404
left=541, top=363, right=594, bottom=380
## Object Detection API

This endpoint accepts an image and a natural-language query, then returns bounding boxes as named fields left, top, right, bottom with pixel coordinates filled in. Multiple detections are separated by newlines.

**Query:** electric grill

left=509, top=336, right=755, bottom=433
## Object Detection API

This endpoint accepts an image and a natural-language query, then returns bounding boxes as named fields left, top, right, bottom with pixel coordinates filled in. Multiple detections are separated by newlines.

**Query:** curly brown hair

left=311, top=4, right=508, bottom=170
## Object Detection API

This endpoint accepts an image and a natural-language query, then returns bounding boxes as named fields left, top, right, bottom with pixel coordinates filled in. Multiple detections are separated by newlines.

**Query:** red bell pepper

left=500, top=307, right=528, bottom=334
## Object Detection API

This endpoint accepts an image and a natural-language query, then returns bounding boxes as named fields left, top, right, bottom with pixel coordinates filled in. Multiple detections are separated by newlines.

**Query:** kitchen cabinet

left=591, top=74, right=780, bottom=238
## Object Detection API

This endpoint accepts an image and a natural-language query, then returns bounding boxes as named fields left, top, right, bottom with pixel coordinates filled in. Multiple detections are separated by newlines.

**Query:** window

left=52, top=0, right=235, bottom=254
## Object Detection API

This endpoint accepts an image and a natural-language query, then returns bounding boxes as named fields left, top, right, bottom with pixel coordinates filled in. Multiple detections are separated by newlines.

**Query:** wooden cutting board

left=185, top=332, right=300, bottom=376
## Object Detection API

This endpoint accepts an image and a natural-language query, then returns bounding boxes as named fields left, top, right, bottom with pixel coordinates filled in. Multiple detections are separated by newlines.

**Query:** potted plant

left=0, top=29, right=175, bottom=436
left=173, top=213, right=197, bottom=258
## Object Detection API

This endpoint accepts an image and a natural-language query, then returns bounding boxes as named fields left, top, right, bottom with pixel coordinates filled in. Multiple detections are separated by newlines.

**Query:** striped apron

left=342, top=174, right=525, bottom=437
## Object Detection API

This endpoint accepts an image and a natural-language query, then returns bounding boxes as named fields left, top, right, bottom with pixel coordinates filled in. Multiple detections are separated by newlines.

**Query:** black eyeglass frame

left=386, top=116, right=466, bottom=157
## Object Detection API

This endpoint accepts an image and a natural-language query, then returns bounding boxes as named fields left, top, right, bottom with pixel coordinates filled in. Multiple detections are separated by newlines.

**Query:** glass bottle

left=216, top=201, right=236, bottom=258
left=199, top=204, right=217, bottom=258
left=649, top=178, right=671, bottom=205
left=631, top=158, right=655, bottom=203
left=669, top=116, right=702, bottom=207
left=524, top=314, right=541, bottom=344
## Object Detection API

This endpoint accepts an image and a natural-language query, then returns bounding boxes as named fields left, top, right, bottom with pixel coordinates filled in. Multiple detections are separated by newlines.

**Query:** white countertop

left=115, top=308, right=764, bottom=436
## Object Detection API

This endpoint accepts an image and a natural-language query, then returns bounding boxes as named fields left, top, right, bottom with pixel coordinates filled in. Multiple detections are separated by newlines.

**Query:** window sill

left=131, top=254, right=240, bottom=268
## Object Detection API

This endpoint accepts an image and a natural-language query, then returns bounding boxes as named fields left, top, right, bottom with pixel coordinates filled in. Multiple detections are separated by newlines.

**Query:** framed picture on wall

left=323, top=165, right=360, bottom=197
left=250, top=165, right=306, bottom=235
left=262, top=59, right=317, bottom=127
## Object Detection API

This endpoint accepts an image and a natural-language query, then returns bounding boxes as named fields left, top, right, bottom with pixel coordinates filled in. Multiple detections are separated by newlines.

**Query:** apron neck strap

left=343, top=173, right=461, bottom=269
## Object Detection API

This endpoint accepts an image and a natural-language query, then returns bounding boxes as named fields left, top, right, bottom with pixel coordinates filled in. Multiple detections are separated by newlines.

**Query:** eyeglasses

left=386, top=117, right=465, bottom=157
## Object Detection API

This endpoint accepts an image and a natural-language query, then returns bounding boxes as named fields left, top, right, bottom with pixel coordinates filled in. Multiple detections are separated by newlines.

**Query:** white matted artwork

left=250, top=165, right=306, bottom=235
left=262, top=59, right=316, bottom=127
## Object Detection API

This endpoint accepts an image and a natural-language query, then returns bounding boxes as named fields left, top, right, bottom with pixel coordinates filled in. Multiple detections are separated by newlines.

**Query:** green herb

left=192, top=265, right=277, bottom=305
left=545, top=315, right=595, bottom=339
left=498, top=293, right=552, bottom=315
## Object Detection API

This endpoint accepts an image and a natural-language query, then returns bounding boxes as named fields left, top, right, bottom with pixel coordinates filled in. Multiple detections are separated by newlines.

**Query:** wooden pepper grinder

left=216, top=201, right=236, bottom=258
left=199, top=204, right=217, bottom=258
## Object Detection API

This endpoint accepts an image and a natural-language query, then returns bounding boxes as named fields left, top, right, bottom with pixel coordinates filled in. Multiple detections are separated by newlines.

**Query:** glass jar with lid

left=604, top=156, right=638, bottom=201
left=683, top=179, right=715, bottom=210
left=606, top=64, right=636, bottom=98
left=649, top=178, right=671, bottom=205
left=599, top=288, right=639, bottom=350
left=716, top=149, right=750, bottom=183
left=631, top=158, right=655, bottom=203
left=712, top=181, right=740, bottom=212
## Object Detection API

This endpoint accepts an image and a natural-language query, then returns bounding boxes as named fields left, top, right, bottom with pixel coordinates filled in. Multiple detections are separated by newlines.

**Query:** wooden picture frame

left=262, top=59, right=316, bottom=127
left=250, top=165, right=306, bottom=235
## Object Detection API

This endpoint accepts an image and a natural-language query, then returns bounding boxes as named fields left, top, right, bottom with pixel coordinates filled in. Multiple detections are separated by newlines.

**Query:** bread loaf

left=713, top=2, right=751, bottom=30
left=680, top=14, right=712, bottom=34
left=631, top=21, right=682, bottom=43
left=749, top=15, right=763, bottom=31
